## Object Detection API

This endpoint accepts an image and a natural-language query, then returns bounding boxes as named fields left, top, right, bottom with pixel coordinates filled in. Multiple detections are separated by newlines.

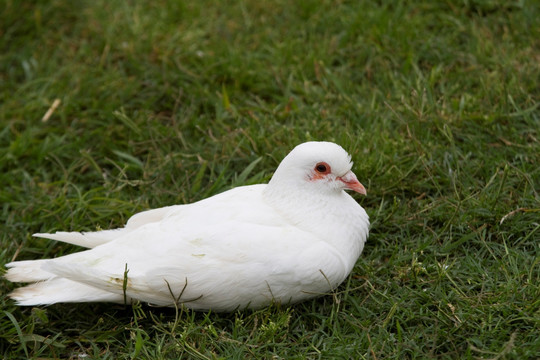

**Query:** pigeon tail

left=5, top=259, right=55, bottom=283
left=33, top=229, right=124, bottom=248
left=9, top=278, right=125, bottom=306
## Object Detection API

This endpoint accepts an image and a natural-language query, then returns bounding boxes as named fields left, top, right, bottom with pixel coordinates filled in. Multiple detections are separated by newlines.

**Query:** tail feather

left=33, top=229, right=124, bottom=248
left=8, top=278, right=125, bottom=306
left=6, top=258, right=127, bottom=306
left=31, top=205, right=178, bottom=249
left=5, top=259, right=56, bottom=282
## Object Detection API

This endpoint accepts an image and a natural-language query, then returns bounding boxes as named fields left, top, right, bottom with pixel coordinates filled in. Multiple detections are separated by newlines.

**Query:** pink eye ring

left=314, top=162, right=330, bottom=174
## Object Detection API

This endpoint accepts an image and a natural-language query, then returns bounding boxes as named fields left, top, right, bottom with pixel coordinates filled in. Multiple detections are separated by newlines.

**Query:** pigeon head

left=267, top=141, right=366, bottom=196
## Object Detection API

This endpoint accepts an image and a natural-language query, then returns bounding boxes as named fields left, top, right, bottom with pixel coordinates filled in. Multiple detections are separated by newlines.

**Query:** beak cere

left=338, top=170, right=367, bottom=195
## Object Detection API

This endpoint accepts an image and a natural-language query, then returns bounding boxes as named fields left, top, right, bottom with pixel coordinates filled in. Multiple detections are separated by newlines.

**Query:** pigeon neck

left=263, top=176, right=348, bottom=224
left=262, top=180, right=367, bottom=272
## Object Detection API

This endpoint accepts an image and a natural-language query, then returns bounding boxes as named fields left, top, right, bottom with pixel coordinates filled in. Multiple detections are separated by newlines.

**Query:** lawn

left=1, top=0, right=539, bottom=358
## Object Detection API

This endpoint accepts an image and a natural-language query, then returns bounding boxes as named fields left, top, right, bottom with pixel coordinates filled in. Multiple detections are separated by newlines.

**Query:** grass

left=1, top=0, right=539, bottom=358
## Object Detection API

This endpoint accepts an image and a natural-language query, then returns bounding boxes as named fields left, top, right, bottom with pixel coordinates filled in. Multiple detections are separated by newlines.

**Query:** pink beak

left=338, top=170, right=367, bottom=195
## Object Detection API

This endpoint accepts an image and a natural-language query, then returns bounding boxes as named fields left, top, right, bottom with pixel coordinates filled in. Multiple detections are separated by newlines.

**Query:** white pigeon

left=5, top=141, right=369, bottom=312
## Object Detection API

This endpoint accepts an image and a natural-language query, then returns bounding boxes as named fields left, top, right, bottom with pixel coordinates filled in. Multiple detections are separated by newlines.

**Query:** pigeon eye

left=315, top=162, right=330, bottom=174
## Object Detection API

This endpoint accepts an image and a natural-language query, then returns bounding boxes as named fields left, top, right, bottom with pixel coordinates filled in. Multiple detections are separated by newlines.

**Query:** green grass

left=1, top=0, right=539, bottom=358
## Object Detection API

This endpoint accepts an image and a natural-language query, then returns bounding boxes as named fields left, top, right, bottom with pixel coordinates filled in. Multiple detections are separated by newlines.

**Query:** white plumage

left=5, top=141, right=369, bottom=311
